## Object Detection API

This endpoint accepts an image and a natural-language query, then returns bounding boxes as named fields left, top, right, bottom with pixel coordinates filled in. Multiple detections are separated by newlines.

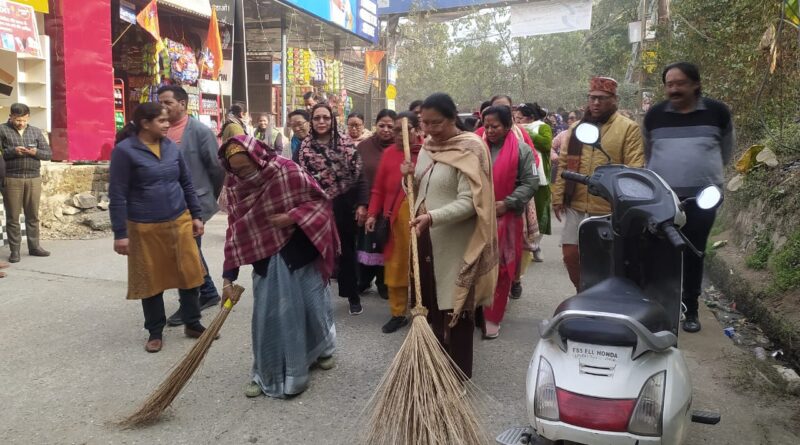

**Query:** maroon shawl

left=219, top=135, right=340, bottom=281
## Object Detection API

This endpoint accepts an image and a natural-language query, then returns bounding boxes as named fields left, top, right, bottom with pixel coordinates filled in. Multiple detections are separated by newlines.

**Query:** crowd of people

left=101, top=61, right=732, bottom=399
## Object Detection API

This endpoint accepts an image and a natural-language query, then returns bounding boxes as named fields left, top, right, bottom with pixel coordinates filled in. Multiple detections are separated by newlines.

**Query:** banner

left=206, top=6, right=224, bottom=79
left=377, top=0, right=524, bottom=16
left=281, top=1, right=379, bottom=43
left=364, top=50, right=385, bottom=80
left=509, top=0, right=592, bottom=38
left=137, top=0, right=161, bottom=42
left=0, top=0, right=42, bottom=58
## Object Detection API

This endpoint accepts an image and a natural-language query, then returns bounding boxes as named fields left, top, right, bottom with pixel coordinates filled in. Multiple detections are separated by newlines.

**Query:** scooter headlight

left=534, top=357, right=559, bottom=421
left=628, top=371, right=666, bottom=436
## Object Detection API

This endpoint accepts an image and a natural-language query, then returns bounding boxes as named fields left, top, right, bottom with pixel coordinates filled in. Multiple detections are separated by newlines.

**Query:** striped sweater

left=643, top=97, right=735, bottom=197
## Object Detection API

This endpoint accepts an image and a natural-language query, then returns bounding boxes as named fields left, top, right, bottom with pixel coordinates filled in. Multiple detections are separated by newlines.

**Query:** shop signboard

left=210, top=0, right=234, bottom=24
left=279, top=0, right=379, bottom=44
left=376, top=0, right=523, bottom=15
left=120, top=0, right=136, bottom=24
left=0, top=0, right=42, bottom=58
left=12, top=0, right=46, bottom=14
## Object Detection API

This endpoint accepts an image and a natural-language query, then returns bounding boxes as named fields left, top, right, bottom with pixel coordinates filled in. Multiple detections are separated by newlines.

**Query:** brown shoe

left=145, top=338, right=163, bottom=353
left=0, top=271, right=6, bottom=279
left=29, top=248, right=51, bottom=257
left=184, top=325, right=219, bottom=340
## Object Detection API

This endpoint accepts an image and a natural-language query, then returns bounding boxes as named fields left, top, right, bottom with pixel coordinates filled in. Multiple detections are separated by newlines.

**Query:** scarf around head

left=421, top=131, right=499, bottom=326
left=298, top=132, right=362, bottom=199
left=563, top=107, right=617, bottom=206
left=218, top=135, right=340, bottom=281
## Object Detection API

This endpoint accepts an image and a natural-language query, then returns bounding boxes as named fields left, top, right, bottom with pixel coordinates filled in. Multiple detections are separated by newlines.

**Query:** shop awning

left=160, top=0, right=212, bottom=19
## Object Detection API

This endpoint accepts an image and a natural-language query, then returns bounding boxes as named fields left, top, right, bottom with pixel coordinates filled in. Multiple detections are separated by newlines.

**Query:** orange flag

left=364, top=50, right=385, bottom=80
left=206, top=7, right=224, bottom=80
left=137, top=0, right=161, bottom=43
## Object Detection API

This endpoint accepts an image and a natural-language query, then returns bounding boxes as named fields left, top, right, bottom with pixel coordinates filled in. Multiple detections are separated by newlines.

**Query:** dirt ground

left=0, top=217, right=798, bottom=444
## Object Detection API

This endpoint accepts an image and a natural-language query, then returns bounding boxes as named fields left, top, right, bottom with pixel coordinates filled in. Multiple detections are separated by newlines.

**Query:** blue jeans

left=196, top=236, right=219, bottom=300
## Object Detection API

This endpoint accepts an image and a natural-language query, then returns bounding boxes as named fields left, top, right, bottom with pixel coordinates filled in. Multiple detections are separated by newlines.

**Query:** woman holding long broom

left=365, top=111, right=425, bottom=334
left=110, top=102, right=210, bottom=354
left=218, top=135, right=339, bottom=399
left=404, top=93, right=498, bottom=378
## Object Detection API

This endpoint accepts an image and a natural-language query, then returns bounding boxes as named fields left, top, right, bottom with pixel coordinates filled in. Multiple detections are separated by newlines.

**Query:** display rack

left=0, top=35, right=51, bottom=132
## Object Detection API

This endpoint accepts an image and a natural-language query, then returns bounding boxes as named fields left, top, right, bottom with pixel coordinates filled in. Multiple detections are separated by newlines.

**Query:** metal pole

left=281, top=13, right=288, bottom=129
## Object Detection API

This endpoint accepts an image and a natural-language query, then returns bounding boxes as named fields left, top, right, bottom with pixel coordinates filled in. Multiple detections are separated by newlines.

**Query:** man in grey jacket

left=158, top=86, right=225, bottom=325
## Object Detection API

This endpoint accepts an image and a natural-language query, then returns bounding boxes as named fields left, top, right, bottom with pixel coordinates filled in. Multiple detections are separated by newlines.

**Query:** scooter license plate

left=568, top=341, right=630, bottom=365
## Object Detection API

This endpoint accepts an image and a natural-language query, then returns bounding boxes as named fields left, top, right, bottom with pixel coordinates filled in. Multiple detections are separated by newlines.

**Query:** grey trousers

left=2, top=177, right=42, bottom=251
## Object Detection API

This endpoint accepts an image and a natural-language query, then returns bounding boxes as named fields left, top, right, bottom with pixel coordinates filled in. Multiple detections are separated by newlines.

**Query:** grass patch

left=746, top=232, right=774, bottom=270
left=770, top=230, right=800, bottom=293
left=728, top=354, right=792, bottom=399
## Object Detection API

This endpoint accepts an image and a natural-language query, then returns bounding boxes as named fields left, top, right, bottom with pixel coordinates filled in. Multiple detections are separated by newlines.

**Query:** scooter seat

left=554, top=277, right=673, bottom=347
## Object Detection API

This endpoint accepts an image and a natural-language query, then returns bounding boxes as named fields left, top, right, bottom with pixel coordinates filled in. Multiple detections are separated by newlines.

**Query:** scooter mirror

left=574, top=123, right=600, bottom=146
left=696, top=185, right=723, bottom=210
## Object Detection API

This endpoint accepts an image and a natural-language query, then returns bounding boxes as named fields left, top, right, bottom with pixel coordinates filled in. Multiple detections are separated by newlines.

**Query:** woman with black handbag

left=365, top=111, right=424, bottom=333
left=355, top=109, right=398, bottom=300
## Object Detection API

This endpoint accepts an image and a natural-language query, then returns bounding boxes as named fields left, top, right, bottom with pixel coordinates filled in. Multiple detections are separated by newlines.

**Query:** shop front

left=242, top=0, right=380, bottom=127
left=45, top=0, right=233, bottom=162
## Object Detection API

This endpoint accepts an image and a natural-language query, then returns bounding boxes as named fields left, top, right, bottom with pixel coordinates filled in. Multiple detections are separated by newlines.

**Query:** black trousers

left=358, top=264, right=387, bottom=297
left=680, top=199, right=718, bottom=315
left=410, top=231, right=475, bottom=379
left=333, top=194, right=360, bottom=305
left=141, top=288, right=202, bottom=338
left=196, top=236, right=219, bottom=300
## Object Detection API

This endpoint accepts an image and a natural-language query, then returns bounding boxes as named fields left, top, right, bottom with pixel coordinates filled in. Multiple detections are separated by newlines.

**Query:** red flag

left=364, top=50, right=385, bottom=80
left=206, top=7, right=224, bottom=80
left=136, top=0, right=161, bottom=43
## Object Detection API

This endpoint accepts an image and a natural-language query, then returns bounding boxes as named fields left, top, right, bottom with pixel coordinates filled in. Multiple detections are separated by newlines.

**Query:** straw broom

left=121, top=284, right=245, bottom=428
left=363, top=118, right=487, bottom=444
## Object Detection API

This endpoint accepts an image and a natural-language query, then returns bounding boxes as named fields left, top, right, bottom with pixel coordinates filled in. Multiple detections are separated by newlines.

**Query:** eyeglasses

left=312, top=115, right=332, bottom=122
left=421, top=119, right=446, bottom=128
left=347, top=123, right=363, bottom=129
left=587, top=95, right=614, bottom=103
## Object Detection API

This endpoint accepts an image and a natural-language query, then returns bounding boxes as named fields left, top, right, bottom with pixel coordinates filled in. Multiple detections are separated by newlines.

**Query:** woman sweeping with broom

left=405, top=93, right=498, bottom=379
left=218, top=135, right=339, bottom=399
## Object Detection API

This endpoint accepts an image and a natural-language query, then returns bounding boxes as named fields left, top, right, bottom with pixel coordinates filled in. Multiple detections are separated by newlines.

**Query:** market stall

left=112, top=0, right=232, bottom=134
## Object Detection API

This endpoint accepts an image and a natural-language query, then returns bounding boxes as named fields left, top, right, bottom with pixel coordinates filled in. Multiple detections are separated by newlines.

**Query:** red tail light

left=556, top=388, right=637, bottom=432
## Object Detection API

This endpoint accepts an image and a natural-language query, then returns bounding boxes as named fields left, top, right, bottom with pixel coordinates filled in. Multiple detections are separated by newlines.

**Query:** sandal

left=317, top=356, right=335, bottom=370
left=244, top=382, right=263, bottom=398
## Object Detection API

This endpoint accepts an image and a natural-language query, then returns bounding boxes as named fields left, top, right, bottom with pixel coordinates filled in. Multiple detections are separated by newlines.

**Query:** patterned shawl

left=423, top=131, right=499, bottom=326
left=219, top=135, right=340, bottom=281
left=298, top=132, right=362, bottom=199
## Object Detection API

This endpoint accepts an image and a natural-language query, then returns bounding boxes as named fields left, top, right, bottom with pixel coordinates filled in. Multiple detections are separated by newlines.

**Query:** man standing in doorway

left=551, top=77, right=645, bottom=291
left=158, top=86, right=225, bottom=323
left=1, top=103, right=51, bottom=263
left=644, top=62, right=735, bottom=333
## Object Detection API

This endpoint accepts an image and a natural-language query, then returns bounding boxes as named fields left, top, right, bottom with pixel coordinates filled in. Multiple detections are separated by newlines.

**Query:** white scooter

left=497, top=123, right=721, bottom=445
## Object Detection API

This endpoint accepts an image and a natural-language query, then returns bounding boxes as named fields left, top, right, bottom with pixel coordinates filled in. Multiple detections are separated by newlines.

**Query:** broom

left=121, top=284, right=245, bottom=428
left=363, top=118, right=487, bottom=444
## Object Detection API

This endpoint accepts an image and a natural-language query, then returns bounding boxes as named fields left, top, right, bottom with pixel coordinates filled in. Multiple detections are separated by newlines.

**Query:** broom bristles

left=120, top=303, right=234, bottom=428
left=363, top=314, right=489, bottom=445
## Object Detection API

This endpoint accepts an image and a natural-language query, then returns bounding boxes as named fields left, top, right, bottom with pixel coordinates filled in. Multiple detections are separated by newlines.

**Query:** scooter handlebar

left=663, top=224, right=687, bottom=250
left=561, top=170, right=590, bottom=185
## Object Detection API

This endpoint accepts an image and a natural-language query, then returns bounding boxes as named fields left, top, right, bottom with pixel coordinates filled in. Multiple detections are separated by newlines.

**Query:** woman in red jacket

left=365, top=111, right=424, bottom=334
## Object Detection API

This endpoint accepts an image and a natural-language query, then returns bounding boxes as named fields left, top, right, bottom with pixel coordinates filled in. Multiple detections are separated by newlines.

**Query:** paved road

left=0, top=216, right=797, bottom=444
